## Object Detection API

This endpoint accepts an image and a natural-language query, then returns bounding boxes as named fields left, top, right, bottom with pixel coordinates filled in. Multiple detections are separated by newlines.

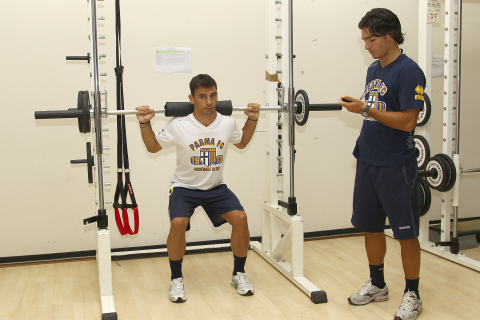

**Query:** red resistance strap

left=113, top=173, right=139, bottom=235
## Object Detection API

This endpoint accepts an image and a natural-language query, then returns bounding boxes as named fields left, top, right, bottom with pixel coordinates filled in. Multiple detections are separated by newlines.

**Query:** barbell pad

left=414, top=135, right=430, bottom=170
left=164, top=102, right=193, bottom=117
left=165, top=100, right=233, bottom=117
left=417, top=92, right=431, bottom=127
left=309, top=104, right=343, bottom=111
left=435, top=153, right=456, bottom=192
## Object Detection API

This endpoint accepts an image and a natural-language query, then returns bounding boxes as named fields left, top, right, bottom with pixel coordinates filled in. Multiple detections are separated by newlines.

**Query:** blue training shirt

left=353, top=54, right=426, bottom=166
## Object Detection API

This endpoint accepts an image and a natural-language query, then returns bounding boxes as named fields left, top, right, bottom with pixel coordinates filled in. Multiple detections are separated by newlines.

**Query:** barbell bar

left=34, top=89, right=343, bottom=133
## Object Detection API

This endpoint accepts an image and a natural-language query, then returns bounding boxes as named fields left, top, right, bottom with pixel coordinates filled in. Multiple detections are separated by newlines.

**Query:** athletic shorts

left=352, top=157, right=419, bottom=240
left=168, top=184, right=244, bottom=231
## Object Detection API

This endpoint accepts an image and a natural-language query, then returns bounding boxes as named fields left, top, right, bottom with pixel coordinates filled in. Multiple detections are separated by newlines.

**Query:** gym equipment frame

left=385, top=0, right=480, bottom=273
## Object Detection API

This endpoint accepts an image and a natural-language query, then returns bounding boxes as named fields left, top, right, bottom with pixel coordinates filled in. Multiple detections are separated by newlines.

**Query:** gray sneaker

left=348, top=278, right=389, bottom=305
left=394, top=291, right=422, bottom=320
left=169, top=277, right=187, bottom=303
left=231, top=272, right=254, bottom=296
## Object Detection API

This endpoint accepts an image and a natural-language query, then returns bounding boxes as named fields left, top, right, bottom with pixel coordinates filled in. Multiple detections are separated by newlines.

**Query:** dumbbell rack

left=249, top=0, right=328, bottom=304
left=387, top=0, right=480, bottom=273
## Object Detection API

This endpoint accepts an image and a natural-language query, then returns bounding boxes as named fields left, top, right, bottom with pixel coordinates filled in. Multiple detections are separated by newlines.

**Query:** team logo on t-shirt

left=191, top=148, right=224, bottom=166
left=365, top=89, right=386, bottom=121
left=415, top=85, right=425, bottom=101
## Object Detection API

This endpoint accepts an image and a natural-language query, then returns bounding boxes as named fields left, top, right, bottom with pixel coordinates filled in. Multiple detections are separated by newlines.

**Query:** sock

left=233, top=254, right=247, bottom=276
left=405, top=277, right=420, bottom=299
left=369, top=264, right=386, bottom=289
left=169, top=258, right=183, bottom=280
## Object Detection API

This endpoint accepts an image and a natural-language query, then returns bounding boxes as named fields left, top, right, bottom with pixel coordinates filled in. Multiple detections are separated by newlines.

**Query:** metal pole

left=452, top=0, right=463, bottom=242
left=455, top=0, right=462, bottom=156
left=288, top=0, right=295, bottom=199
left=90, top=0, right=105, bottom=213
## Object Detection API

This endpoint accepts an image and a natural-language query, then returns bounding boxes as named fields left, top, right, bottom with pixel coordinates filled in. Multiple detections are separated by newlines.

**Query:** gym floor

left=1, top=235, right=479, bottom=320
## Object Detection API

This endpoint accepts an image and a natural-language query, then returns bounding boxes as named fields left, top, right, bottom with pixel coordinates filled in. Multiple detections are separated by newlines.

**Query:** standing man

left=136, top=74, right=259, bottom=302
left=339, top=8, right=425, bottom=320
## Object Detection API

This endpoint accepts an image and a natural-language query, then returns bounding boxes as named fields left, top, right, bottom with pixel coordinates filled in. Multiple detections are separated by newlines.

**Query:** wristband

left=139, top=121, right=150, bottom=125
left=247, top=118, right=258, bottom=122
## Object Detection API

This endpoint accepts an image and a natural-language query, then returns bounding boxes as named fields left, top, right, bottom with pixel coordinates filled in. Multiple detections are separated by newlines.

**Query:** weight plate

left=417, top=177, right=431, bottom=217
left=294, top=89, right=309, bottom=126
left=82, top=91, right=91, bottom=133
left=417, top=92, right=431, bottom=127
left=425, top=155, right=449, bottom=191
left=77, top=91, right=91, bottom=133
left=86, top=142, right=94, bottom=184
left=435, top=153, right=457, bottom=192
left=77, top=91, right=85, bottom=133
left=414, top=135, right=430, bottom=170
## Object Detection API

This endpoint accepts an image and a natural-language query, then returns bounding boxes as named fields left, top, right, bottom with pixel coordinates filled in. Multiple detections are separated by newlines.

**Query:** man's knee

left=170, top=217, right=189, bottom=232
left=223, top=210, right=248, bottom=227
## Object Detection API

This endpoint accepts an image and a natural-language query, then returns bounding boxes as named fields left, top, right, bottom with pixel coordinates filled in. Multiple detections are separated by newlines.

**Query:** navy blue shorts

left=168, top=184, right=244, bottom=231
left=352, top=157, right=419, bottom=240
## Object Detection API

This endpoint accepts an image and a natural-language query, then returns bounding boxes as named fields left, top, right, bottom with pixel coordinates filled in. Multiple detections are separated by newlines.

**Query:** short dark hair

left=358, top=8, right=404, bottom=45
left=189, top=74, right=217, bottom=96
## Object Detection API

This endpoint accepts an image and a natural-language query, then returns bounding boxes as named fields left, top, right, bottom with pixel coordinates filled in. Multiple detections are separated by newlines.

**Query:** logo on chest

left=189, top=138, right=225, bottom=169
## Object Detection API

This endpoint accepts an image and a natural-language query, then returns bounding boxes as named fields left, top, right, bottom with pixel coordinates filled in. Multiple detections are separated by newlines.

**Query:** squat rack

left=391, top=0, right=480, bottom=272
left=34, top=0, right=343, bottom=316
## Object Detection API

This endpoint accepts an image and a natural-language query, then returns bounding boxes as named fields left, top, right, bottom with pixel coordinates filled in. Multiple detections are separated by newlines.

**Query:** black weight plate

left=82, top=91, right=91, bottom=133
left=77, top=91, right=85, bottom=133
left=435, top=155, right=451, bottom=192
left=86, top=142, right=94, bottom=184
left=417, top=92, right=431, bottom=127
left=435, top=153, right=457, bottom=192
left=417, top=177, right=425, bottom=216
left=294, top=89, right=309, bottom=126
left=414, top=135, right=430, bottom=170
left=417, top=177, right=431, bottom=217
left=425, top=155, right=449, bottom=191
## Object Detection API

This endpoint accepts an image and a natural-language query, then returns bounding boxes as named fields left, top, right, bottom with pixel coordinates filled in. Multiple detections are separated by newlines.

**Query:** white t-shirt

left=155, top=112, right=243, bottom=190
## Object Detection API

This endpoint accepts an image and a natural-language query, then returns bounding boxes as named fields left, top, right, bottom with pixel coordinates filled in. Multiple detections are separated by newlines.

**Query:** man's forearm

left=236, top=119, right=257, bottom=149
left=140, top=123, right=162, bottom=153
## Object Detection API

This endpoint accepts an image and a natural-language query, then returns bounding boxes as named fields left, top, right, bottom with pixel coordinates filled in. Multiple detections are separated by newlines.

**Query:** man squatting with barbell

left=339, top=8, right=426, bottom=320
left=135, top=74, right=260, bottom=302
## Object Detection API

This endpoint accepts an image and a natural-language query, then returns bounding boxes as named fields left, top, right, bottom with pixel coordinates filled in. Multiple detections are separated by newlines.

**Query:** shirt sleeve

left=399, top=67, right=426, bottom=111
left=229, top=118, right=243, bottom=144
left=155, top=118, right=176, bottom=149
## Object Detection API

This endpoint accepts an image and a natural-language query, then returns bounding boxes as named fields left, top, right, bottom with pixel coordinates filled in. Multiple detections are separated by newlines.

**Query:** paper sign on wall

left=427, top=0, right=441, bottom=24
left=156, top=47, right=191, bottom=73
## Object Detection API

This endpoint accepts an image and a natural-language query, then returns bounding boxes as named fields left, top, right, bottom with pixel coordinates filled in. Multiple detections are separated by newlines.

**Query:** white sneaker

left=169, top=277, right=187, bottom=303
left=394, top=291, right=422, bottom=320
left=348, top=278, right=389, bottom=305
left=231, top=272, right=254, bottom=296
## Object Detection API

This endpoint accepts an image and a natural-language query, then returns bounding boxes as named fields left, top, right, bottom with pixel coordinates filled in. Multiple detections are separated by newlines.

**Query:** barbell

left=34, top=90, right=342, bottom=133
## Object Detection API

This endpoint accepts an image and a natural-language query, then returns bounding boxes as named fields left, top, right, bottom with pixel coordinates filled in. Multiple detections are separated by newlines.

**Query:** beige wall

left=1, top=0, right=479, bottom=258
